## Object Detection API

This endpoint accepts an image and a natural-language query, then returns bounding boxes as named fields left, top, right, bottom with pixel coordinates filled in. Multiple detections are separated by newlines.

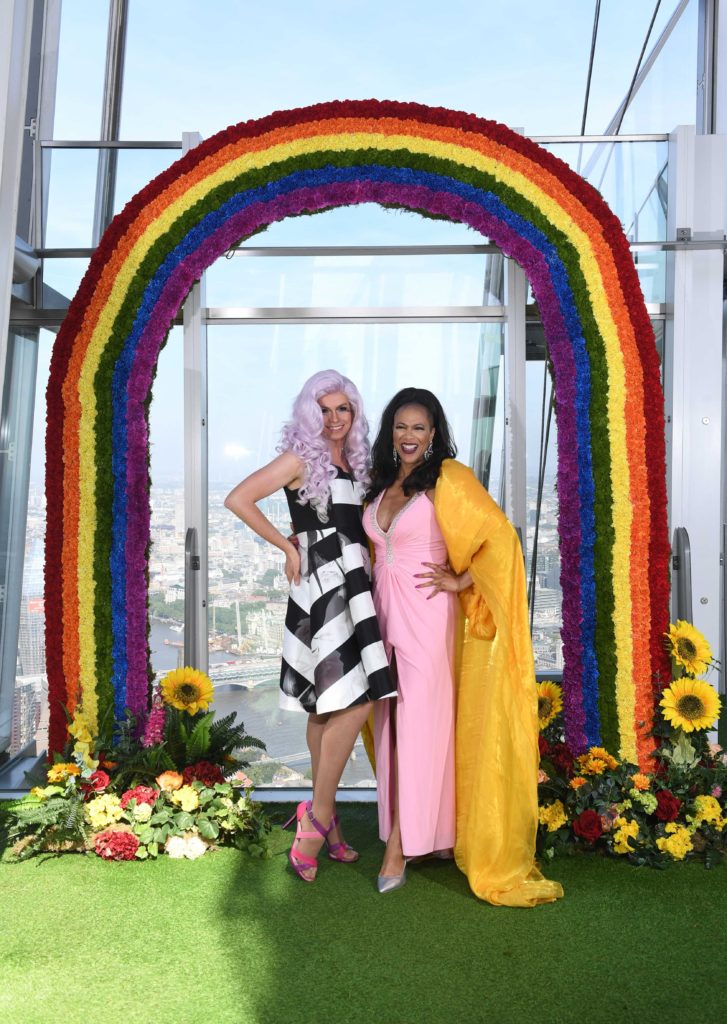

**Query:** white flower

left=184, top=834, right=208, bottom=860
left=133, top=802, right=152, bottom=822
left=164, top=832, right=208, bottom=860
left=165, top=835, right=187, bottom=859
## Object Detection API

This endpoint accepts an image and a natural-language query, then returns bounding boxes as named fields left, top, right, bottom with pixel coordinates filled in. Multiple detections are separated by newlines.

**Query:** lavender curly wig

left=278, top=369, right=371, bottom=521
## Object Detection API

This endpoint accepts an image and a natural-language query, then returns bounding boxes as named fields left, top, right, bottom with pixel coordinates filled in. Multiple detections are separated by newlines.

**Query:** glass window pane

left=53, top=0, right=108, bottom=139
left=41, top=258, right=90, bottom=310
left=148, top=328, right=185, bottom=676
left=208, top=252, right=503, bottom=309
left=525, top=353, right=561, bottom=674
left=617, top=0, right=699, bottom=134
left=8, top=330, right=52, bottom=755
left=44, top=148, right=181, bottom=249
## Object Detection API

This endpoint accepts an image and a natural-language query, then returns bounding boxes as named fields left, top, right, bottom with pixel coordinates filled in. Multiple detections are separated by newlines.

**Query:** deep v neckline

left=373, top=489, right=421, bottom=537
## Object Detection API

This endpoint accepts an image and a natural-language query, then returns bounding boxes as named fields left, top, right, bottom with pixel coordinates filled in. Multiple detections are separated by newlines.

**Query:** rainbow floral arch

left=45, top=99, right=671, bottom=765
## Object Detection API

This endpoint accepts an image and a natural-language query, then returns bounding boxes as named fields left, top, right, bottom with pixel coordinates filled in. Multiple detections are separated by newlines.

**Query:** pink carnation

left=712, top=785, right=723, bottom=799
left=120, top=785, right=159, bottom=809
left=142, top=687, right=166, bottom=747
left=94, top=829, right=140, bottom=861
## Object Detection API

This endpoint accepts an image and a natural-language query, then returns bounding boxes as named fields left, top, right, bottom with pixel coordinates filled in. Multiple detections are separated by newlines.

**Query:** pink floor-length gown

left=363, top=490, right=457, bottom=856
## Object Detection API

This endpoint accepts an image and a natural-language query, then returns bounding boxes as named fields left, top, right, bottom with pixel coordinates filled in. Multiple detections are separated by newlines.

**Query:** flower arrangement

left=535, top=626, right=726, bottom=868
left=5, top=668, right=269, bottom=862
left=44, top=99, right=669, bottom=776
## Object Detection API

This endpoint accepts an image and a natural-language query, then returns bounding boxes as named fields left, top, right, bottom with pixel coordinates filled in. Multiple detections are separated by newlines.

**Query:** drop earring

left=392, top=446, right=400, bottom=466
left=424, top=440, right=433, bottom=460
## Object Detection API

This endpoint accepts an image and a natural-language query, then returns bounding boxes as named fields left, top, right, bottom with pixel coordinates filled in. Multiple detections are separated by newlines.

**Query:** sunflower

left=660, top=678, right=721, bottom=733
left=665, top=620, right=713, bottom=677
left=537, top=681, right=563, bottom=730
left=161, top=666, right=214, bottom=715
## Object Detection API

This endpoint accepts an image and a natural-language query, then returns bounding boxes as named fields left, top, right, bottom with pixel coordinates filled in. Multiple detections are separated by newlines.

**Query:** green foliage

left=160, top=707, right=264, bottom=772
left=103, top=711, right=176, bottom=791
left=5, top=789, right=90, bottom=860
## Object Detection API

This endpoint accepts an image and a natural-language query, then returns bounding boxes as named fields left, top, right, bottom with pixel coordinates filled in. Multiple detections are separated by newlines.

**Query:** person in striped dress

left=224, top=370, right=395, bottom=881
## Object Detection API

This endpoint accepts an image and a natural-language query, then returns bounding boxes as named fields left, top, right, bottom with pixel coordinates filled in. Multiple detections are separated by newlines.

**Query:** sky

left=29, top=0, right=699, bottom=489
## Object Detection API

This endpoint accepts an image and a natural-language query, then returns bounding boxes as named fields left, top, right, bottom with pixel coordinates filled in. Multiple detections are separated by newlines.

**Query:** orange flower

left=570, top=776, right=587, bottom=790
left=630, top=773, right=650, bottom=791
left=156, top=771, right=183, bottom=792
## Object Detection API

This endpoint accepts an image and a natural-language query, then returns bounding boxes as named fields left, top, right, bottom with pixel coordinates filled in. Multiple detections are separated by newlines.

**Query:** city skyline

left=14, top=474, right=563, bottom=778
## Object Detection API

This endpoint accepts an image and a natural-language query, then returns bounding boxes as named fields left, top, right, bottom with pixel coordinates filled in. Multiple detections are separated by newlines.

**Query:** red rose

left=120, top=785, right=159, bottom=809
left=550, top=742, right=575, bottom=778
left=654, top=790, right=682, bottom=822
left=94, top=829, right=140, bottom=861
left=538, top=735, right=550, bottom=757
left=182, top=761, right=225, bottom=787
left=81, top=769, right=110, bottom=798
left=572, top=809, right=603, bottom=843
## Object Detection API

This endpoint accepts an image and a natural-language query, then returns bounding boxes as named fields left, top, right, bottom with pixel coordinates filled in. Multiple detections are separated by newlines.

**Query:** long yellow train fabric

left=364, top=459, right=563, bottom=907
left=435, top=459, right=562, bottom=906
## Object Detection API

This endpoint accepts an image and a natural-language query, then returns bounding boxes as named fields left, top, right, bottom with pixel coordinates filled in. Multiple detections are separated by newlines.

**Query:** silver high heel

left=377, top=860, right=407, bottom=894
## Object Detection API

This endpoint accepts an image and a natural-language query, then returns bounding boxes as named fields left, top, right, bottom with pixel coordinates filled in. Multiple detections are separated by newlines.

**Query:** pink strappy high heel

left=326, top=812, right=360, bottom=863
left=283, top=800, right=329, bottom=882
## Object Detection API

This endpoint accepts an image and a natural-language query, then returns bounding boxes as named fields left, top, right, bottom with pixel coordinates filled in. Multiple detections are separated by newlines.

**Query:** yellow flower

left=612, top=817, right=639, bottom=854
left=587, top=747, right=619, bottom=770
left=570, top=776, right=587, bottom=790
left=660, top=678, right=721, bottom=733
left=161, top=667, right=214, bottom=715
left=67, top=707, right=99, bottom=769
left=536, top=681, right=563, bottom=730
left=630, top=773, right=650, bottom=791
left=85, top=794, right=123, bottom=830
left=577, top=755, right=605, bottom=776
left=47, top=762, right=81, bottom=783
left=67, top=709, right=94, bottom=746
left=656, top=823, right=693, bottom=861
left=691, top=795, right=726, bottom=831
left=538, top=800, right=568, bottom=832
left=665, top=620, right=713, bottom=676
left=171, top=785, right=200, bottom=812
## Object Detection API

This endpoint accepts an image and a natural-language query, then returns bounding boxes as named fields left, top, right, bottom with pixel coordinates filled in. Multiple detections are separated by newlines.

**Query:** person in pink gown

left=363, top=388, right=468, bottom=892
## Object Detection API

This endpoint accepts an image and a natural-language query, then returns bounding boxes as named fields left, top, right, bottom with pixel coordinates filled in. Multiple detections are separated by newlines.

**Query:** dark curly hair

left=366, top=388, right=457, bottom=500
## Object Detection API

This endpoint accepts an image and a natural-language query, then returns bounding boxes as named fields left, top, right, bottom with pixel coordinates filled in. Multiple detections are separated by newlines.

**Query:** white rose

left=184, top=834, right=208, bottom=860
left=165, top=835, right=187, bottom=859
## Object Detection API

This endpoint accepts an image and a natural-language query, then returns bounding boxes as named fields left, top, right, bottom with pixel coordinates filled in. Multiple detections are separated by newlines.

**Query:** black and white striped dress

left=280, top=469, right=396, bottom=714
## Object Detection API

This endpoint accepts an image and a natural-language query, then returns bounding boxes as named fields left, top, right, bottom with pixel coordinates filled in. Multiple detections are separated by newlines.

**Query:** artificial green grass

left=1, top=804, right=726, bottom=1024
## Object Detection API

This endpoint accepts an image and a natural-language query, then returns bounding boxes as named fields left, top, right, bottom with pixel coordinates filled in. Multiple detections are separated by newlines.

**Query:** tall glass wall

left=2, top=0, right=700, bottom=770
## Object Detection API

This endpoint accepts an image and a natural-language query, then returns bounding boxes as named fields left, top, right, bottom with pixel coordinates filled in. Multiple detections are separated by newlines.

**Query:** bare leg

left=305, top=710, right=357, bottom=861
left=294, top=702, right=372, bottom=878
left=379, top=699, right=406, bottom=877
left=306, top=712, right=329, bottom=789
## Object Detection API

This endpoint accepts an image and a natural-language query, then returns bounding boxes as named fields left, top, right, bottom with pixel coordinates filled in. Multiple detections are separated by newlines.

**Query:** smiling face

left=318, top=391, right=353, bottom=445
left=392, top=403, right=435, bottom=468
